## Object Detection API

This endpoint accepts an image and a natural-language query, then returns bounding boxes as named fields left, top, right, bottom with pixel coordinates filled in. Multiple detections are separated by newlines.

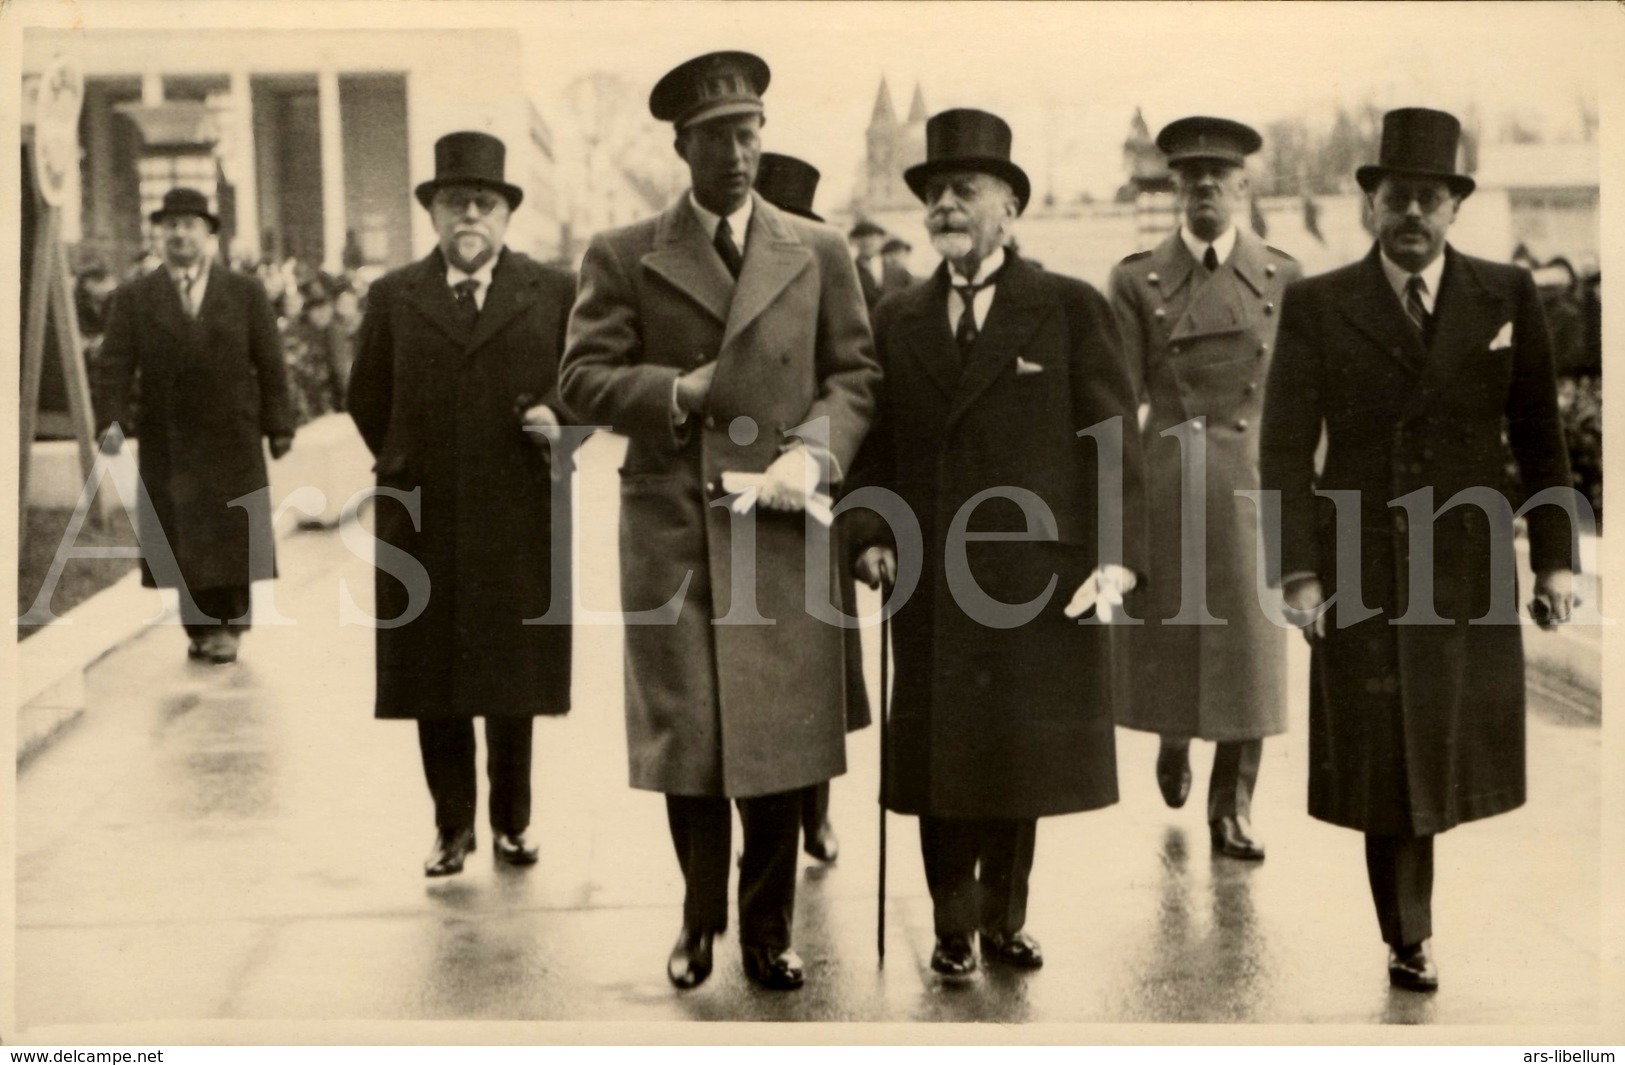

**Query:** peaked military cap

left=1156, top=116, right=1263, bottom=168
left=650, top=51, right=770, bottom=129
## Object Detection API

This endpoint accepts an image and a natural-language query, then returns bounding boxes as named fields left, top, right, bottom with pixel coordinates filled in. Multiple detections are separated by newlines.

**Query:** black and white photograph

left=3, top=0, right=1620, bottom=1048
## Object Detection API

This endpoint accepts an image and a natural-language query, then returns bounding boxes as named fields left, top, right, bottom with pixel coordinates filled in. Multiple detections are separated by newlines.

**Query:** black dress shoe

left=741, top=943, right=805, bottom=990
left=930, top=934, right=977, bottom=977
left=1156, top=742, right=1192, bottom=808
left=1388, top=940, right=1439, bottom=992
left=207, top=631, right=240, bottom=665
left=187, top=638, right=208, bottom=660
left=803, top=820, right=839, bottom=863
left=424, top=827, right=476, bottom=877
left=981, top=929, right=1044, bottom=969
left=667, top=926, right=714, bottom=989
left=1209, top=815, right=1266, bottom=860
left=493, top=832, right=539, bottom=866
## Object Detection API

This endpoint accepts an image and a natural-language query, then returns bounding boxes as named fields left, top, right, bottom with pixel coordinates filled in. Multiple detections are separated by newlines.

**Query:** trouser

left=918, top=815, right=1038, bottom=937
left=417, top=717, right=535, bottom=835
left=665, top=790, right=803, bottom=950
left=1364, top=834, right=1435, bottom=948
left=180, top=584, right=252, bottom=639
left=801, top=782, right=830, bottom=838
left=1161, top=736, right=1263, bottom=821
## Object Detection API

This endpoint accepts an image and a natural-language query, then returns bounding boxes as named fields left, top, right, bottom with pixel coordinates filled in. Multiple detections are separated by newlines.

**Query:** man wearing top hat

left=560, top=53, right=878, bottom=991
left=98, top=187, right=296, bottom=665
left=846, top=108, right=1148, bottom=978
left=1107, top=116, right=1301, bottom=861
left=347, top=131, right=578, bottom=878
left=1260, top=107, right=1578, bottom=990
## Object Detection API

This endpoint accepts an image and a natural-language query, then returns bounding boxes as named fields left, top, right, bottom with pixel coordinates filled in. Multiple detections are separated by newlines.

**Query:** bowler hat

left=848, top=219, right=885, bottom=240
left=1356, top=107, right=1475, bottom=198
left=904, top=108, right=1031, bottom=215
left=149, top=187, right=220, bottom=232
left=755, top=153, right=823, bottom=222
left=881, top=237, right=912, bottom=256
left=1156, top=116, right=1262, bottom=168
left=650, top=51, right=770, bottom=130
left=414, top=131, right=524, bottom=211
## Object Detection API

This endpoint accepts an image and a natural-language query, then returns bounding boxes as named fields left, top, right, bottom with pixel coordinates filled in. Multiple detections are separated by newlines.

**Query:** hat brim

left=903, top=158, right=1031, bottom=215
left=678, top=99, right=764, bottom=130
left=415, top=178, right=525, bottom=211
left=1167, top=149, right=1249, bottom=169
left=1355, top=165, right=1475, bottom=199
left=149, top=208, right=221, bottom=233
left=780, top=205, right=824, bottom=224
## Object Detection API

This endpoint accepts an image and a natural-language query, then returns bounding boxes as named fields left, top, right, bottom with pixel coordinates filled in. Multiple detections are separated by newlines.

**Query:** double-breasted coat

left=1107, top=229, right=1301, bottom=741
left=850, top=254, right=1149, bottom=820
left=560, top=193, right=880, bottom=799
left=347, top=248, right=576, bottom=722
left=99, top=262, right=294, bottom=593
left=1259, top=245, right=1576, bottom=836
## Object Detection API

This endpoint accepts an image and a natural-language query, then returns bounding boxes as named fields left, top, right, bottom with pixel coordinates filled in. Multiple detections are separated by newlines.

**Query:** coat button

left=1263, top=301, right=1275, bottom=315
left=1148, top=271, right=1161, bottom=285
left=703, top=415, right=717, bottom=430
left=706, top=481, right=718, bottom=494
left=1234, top=418, right=1249, bottom=431
left=1193, top=417, right=1205, bottom=431
left=1244, top=382, right=1257, bottom=395
left=1257, top=343, right=1268, bottom=357
left=1265, top=263, right=1277, bottom=278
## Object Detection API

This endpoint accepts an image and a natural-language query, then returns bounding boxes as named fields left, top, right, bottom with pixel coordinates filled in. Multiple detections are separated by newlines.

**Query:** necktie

left=1203, top=246, right=1220, bottom=272
left=953, top=272, right=1000, bottom=362
left=714, top=217, right=744, bottom=279
left=178, top=272, right=197, bottom=318
left=452, top=278, right=480, bottom=327
left=1404, top=275, right=1430, bottom=338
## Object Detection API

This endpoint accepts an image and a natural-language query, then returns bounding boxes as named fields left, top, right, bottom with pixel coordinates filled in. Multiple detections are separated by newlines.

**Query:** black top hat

left=881, top=237, right=912, bottom=255
left=650, top=51, right=770, bottom=130
left=848, top=219, right=886, bottom=240
left=904, top=108, right=1031, bottom=215
left=414, top=131, right=524, bottom=211
left=754, top=153, right=823, bottom=222
left=1156, top=116, right=1262, bottom=168
left=1356, top=107, right=1475, bottom=198
left=149, top=187, right=220, bottom=232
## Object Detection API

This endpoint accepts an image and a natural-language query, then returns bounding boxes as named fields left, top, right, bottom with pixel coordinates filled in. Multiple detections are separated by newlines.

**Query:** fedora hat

left=904, top=108, right=1031, bottom=215
left=1356, top=107, right=1475, bottom=198
left=414, top=131, right=524, bottom=211
left=754, top=152, right=823, bottom=222
left=149, top=187, right=220, bottom=232
left=1156, top=116, right=1262, bottom=169
left=650, top=51, right=770, bottom=130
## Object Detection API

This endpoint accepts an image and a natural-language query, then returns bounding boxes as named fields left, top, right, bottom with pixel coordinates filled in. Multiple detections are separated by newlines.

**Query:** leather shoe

left=1209, top=815, right=1266, bottom=861
left=666, top=925, right=714, bottom=989
left=493, top=832, right=539, bottom=866
left=207, top=631, right=240, bottom=665
left=424, top=827, right=476, bottom=877
left=804, top=820, right=839, bottom=863
left=741, top=943, right=805, bottom=990
left=1156, top=742, right=1192, bottom=808
left=187, top=638, right=208, bottom=660
left=930, top=934, right=977, bottom=977
left=1388, top=940, right=1439, bottom=992
left=981, top=929, right=1044, bottom=969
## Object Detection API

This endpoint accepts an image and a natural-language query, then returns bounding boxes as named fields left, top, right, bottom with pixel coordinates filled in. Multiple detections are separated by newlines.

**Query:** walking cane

left=877, top=580, right=891, bottom=966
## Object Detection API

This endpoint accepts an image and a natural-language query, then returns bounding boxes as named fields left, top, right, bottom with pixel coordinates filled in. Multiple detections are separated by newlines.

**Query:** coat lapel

left=1335, top=245, right=1427, bottom=376
left=1413, top=247, right=1508, bottom=401
left=642, top=197, right=733, bottom=325
left=402, top=250, right=472, bottom=348
left=949, top=254, right=1052, bottom=426
left=146, top=266, right=192, bottom=344
left=462, top=250, right=538, bottom=359
left=891, top=265, right=959, bottom=398
left=721, top=196, right=813, bottom=350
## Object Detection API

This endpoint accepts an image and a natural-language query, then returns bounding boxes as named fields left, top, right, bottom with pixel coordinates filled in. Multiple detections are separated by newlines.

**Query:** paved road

left=14, top=433, right=1605, bottom=1035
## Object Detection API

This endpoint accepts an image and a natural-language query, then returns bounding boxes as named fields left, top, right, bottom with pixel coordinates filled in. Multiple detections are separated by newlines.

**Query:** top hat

left=149, top=187, right=220, bottom=232
left=1356, top=107, right=1475, bottom=198
left=1156, top=116, right=1262, bottom=169
left=904, top=108, right=1031, bottom=215
left=650, top=51, right=770, bottom=130
left=414, top=131, right=525, bottom=211
left=848, top=219, right=885, bottom=240
left=881, top=237, right=912, bottom=256
left=755, top=153, right=823, bottom=222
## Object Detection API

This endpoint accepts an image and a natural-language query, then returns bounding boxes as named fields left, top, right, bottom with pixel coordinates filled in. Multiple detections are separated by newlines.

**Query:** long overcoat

left=560, top=194, right=879, bottom=799
left=851, top=254, right=1149, bottom=820
left=347, top=248, right=576, bottom=721
left=99, top=262, right=294, bottom=592
left=1259, top=245, right=1575, bottom=836
left=1108, top=229, right=1301, bottom=741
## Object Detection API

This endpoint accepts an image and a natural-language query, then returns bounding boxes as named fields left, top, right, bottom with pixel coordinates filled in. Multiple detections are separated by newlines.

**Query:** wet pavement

left=14, top=433, right=1606, bottom=1033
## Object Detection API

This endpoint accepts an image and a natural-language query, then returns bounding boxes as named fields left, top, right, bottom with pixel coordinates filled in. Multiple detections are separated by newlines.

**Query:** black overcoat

left=348, top=248, right=576, bottom=721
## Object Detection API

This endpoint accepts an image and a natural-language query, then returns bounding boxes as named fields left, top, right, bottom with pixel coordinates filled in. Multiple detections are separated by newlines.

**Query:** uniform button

left=1265, top=263, right=1278, bottom=278
left=703, top=415, right=717, bottom=430
left=1153, top=307, right=1167, bottom=320
left=1148, top=271, right=1161, bottom=285
left=1257, top=343, right=1268, bottom=357
left=706, top=481, right=718, bottom=494
left=1263, top=301, right=1275, bottom=315
left=1193, top=417, right=1205, bottom=431
left=1244, top=382, right=1257, bottom=395
left=1234, top=418, right=1249, bottom=431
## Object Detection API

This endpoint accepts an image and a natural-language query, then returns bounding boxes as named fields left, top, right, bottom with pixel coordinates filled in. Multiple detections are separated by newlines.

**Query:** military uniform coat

left=1259, top=245, right=1575, bottom=836
left=99, top=262, right=294, bottom=593
left=560, top=193, right=879, bottom=799
left=851, top=255, right=1149, bottom=820
left=347, top=248, right=576, bottom=721
left=1107, top=228, right=1301, bottom=741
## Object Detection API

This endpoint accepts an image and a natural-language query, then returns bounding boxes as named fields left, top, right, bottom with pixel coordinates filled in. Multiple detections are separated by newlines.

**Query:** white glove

left=1063, top=564, right=1138, bottom=622
left=855, top=545, right=897, bottom=590
left=757, top=445, right=819, bottom=513
left=1283, top=576, right=1327, bottom=640
left=520, top=403, right=562, bottom=446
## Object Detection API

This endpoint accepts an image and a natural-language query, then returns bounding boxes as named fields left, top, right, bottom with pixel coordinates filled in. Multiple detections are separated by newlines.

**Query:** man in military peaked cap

left=562, top=52, right=878, bottom=993
left=1108, top=115, right=1300, bottom=864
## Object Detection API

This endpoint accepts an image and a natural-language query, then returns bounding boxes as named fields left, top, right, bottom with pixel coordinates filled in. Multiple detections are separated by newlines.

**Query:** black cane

left=877, top=583, right=891, bottom=966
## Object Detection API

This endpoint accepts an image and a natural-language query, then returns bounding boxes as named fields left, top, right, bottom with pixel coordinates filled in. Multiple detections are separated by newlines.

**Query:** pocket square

left=1015, top=357, right=1045, bottom=375
left=1490, top=321, right=1514, bottom=350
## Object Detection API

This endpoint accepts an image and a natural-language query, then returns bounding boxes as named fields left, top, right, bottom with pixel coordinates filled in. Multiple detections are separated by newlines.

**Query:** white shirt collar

left=167, top=258, right=206, bottom=284
left=689, top=191, right=754, bottom=248
left=1379, top=248, right=1446, bottom=313
left=1179, top=225, right=1237, bottom=268
left=948, top=245, right=1006, bottom=286
left=446, top=251, right=499, bottom=308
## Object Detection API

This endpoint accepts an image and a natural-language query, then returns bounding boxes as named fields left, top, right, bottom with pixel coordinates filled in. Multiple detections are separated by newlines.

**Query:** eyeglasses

left=433, top=189, right=504, bottom=215
left=1379, top=185, right=1452, bottom=213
